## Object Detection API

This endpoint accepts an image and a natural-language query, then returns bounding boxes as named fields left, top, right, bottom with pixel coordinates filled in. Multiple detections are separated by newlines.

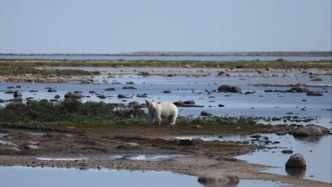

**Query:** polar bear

left=145, top=100, right=178, bottom=125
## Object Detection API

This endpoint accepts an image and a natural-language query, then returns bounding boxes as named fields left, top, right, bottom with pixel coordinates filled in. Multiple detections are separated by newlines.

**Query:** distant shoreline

left=1, top=51, right=331, bottom=57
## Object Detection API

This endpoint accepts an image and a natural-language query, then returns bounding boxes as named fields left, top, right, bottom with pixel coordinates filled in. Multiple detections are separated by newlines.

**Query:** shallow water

left=1, top=69, right=331, bottom=129
left=37, top=154, right=189, bottom=162
left=177, top=133, right=332, bottom=183
left=0, top=166, right=293, bottom=187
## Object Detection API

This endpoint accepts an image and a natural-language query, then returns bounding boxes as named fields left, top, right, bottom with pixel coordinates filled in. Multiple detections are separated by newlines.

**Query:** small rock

left=198, top=173, right=240, bottom=186
left=306, top=91, right=323, bottom=96
left=117, top=143, right=140, bottom=150
left=201, top=111, right=213, bottom=117
left=282, top=150, right=293, bottom=154
left=13, top=91, right=22, bottom=98
left=26, top=144, right=40, bottom=150
left=105, top=87, right=116, bottom=91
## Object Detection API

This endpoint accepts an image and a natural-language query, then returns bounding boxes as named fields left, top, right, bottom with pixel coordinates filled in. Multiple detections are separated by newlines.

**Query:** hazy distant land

left=1, top=51, right=331, bottom=57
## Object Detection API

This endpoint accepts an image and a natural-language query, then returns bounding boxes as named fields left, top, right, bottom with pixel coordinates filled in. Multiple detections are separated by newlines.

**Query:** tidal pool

left=177, top=134, right=332, bottom=184
left=0, top=166, right=293, bottom=187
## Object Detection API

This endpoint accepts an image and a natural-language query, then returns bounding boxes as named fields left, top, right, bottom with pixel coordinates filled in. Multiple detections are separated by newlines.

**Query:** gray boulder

left=306, top=91, right=323, bottom=96
left=290, top=125, right=330, bottom=137
left=218, top=85, right=242, bottom=93
left=65, top=92, right=83, bottom=99
left=285, top=153, right=306, bottom=168
left=288, top=87, right=309, bottom=93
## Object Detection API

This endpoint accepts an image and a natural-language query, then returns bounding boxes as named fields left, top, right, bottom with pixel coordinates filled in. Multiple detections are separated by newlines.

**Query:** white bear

left=145, top=100, right=178, bottom=125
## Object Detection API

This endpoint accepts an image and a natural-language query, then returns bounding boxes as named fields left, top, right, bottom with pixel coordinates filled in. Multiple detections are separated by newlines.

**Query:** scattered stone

left=218, top=85, right=242, bottom=93
left=116, top=143, right=140, bottom=150
left=64, top=92, right=83, bottom=99
left=97, top=94, right=107, bottom=99
left=282, top=150, right=293, bottom=154
left=178, top=139, right=194, bottom=146
left=288, top=87, right=309, bottom=93
left=290, top=125, right=330, bottom=137
left=8, top=147, right=21, bottom=152
left=198, top=173, right=240, bottom=186
left=0, top=140, right=19, bottom=147
left=128, top=101, right=140, bottom=108
left=48, top=88, right=57, bottom=92
left=105, top=87, right=116, bottom=91
left=26, top=144, right=40, bottom=150
left=13, top=91, right=22, bottom=98
left=117, top=94, right=130, bottom=99
left=201, top=111, right=213, bottom=117
left=306, top=91, right=323, bottom=96
left=122, top=86, right=137, bottom=90
left=137, top=93, right=148, bottom=98
left=285, top=153, right=306, bottom=168
left=126, top=81, right=135, bottom=84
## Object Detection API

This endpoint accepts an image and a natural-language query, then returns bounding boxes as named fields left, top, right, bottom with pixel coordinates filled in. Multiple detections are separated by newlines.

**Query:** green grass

left=1, top=59, right=331, bottom=70
left=0, top=99, right=257, bottom=126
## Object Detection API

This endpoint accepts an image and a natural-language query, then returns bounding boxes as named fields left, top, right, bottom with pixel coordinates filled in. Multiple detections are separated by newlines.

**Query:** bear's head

left=145, top=100, right=156, bottom=109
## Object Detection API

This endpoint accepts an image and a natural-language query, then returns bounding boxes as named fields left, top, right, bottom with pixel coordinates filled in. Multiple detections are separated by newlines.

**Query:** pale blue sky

left=0, top=0, right=331, bottom=54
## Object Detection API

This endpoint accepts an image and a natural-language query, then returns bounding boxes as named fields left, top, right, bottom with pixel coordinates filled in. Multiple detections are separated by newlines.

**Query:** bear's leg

left=156, top=115, right=162, bottom=125
left=169, top=115, right=177, bottom=125
left=148, top=112, right=154, bottom=124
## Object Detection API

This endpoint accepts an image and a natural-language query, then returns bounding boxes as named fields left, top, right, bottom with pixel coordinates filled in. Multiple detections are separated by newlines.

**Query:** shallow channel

left=177, top=133, right=332, bottom=183
left=0, top=166, right=293, bottom=187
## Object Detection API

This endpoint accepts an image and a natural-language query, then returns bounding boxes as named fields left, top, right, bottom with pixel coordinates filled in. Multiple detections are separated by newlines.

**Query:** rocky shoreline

left=0, top=123, right=331, bottom=187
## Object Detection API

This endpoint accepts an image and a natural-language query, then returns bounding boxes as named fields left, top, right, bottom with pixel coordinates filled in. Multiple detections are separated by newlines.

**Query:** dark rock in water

left=218, top=104, right=225, bottom=107
left=218, top=85, right=242, bottom=93
left=118, top=94, right=130, bottom=99
left=122, top=86, right=137, bottom=90
left=290, top=125, right=330, bottom=137
left=163, top=90, right=171, bottom=94
left=198, top=173, right=240, bottom=186
left=217, top=71, right=230, bottom=76
left=97, top=94, right=107, bottom=99
left=105, top=87, right=116, bottom=91
left=13, top=91, right=22, bottom=98
left=137, top=93, right=148, bottom=98
left=184, top=100, right=195, bottom=105
left=65, top=92, right=83, bottom=99
left=306, top=91, right=323, bottom=96
left=282, top=150, right=293, bottom=154
left=285, top=153, right=306, bottom=168
left=288, top=87, right=309, bottom=93
left=48, top=88, right=57, bottom=92
left=201, top=111, right=213, bottom=117
left=173, top=101, right=203, bottom=107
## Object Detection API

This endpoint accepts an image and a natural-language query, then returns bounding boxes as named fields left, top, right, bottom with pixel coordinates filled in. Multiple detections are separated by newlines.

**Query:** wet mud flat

left=0, top=123, right=331, bottom=187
